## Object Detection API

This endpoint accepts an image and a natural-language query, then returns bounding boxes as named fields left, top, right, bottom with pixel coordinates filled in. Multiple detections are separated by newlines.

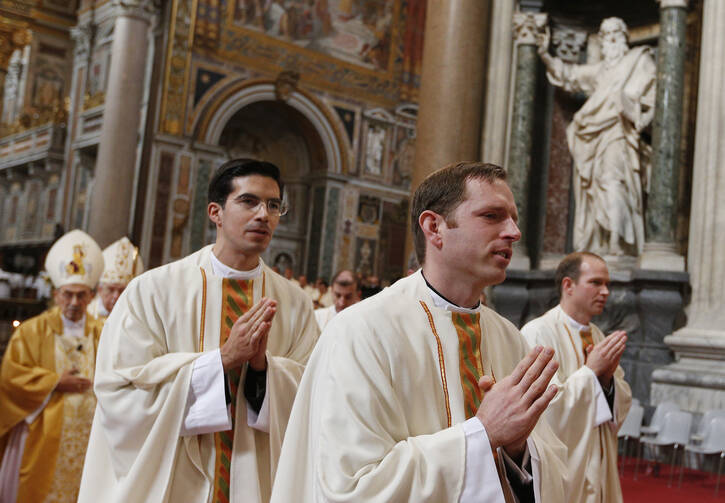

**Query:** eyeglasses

left=237, top=194, right=289, bottom=217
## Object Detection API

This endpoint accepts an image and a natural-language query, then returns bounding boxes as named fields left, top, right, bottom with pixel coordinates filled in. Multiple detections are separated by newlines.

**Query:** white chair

left=640, top=401, right=679, bottom=436
left=680, top=416, right=725, bottom=495
left=636, top=410, right=693, bottom=487
left=690, top=409, right=725, bottom=443
left=618, top=403, right=644, bottom=475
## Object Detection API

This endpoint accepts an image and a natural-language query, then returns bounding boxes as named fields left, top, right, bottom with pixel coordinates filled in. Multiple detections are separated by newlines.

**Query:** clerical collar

left=61, top=314, right=85, bottom=331
left=210, top=251, right=263, bottom=280
left=560, top=306, right=590, bottom=333
left=422, top=272, right=480, bottom=314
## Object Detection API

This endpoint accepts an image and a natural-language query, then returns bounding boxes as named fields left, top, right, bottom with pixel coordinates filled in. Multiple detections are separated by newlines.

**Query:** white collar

left=426, top=285, right=480, bottom=314
left=210, top=251, right=263, bottom=280
left=560, top=306, right=591, bottom=333
left=61, top=314, right=85, bottom=331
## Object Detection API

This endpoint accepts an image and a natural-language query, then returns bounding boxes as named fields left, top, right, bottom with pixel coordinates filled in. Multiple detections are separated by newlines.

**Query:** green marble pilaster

left=507, top=42, right=538, bottom=269
left=647, top=4, right=687, bottom=246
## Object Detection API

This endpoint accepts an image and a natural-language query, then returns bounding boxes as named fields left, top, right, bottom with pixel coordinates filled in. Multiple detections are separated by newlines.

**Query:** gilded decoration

left=0, top=98, right=68, bottom=137
left=82, top=91, right=105, bottom=110
left=160, top=0, right=425, bottom=137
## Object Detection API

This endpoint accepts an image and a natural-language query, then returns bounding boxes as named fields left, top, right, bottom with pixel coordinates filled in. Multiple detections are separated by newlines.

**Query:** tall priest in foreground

left=78, top=159, right=320, bottom=503
left=0, top=229, right=105, bottom=503
left=272, top=162, right=569, bottom=502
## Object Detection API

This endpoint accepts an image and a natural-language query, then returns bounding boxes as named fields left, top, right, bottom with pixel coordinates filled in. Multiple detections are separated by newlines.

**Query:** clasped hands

left=220, top=297, right=277, bottom=372
left=56, top=368, right=92, bottom=393
left=476, top=346, right=559, bottom=461
left=584, top=330, right=627, bottom=390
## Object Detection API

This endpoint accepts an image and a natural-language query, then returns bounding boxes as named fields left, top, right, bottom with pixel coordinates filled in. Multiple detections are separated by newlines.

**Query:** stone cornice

left=657, top=0, right=688, bottom=8
left=112, top=0, right=157, bottom=22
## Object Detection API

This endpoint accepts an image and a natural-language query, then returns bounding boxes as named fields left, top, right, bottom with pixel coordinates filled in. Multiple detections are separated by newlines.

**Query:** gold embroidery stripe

left=419, top=301, right=452, bottom=428
left=199, top=267, right=207, bottom=352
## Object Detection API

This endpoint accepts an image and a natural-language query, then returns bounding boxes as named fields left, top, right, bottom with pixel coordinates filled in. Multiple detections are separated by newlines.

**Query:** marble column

left=506, top=12, right=547, bottom=270
left=651, top=0, right=725, bottom=413
left=406, top=0, right=490, bottom=263
left=87, top=0, right=155, bottom=247
left=640, top=0, right=688, bottom=271
left=480, top=0, right=515, bottom=166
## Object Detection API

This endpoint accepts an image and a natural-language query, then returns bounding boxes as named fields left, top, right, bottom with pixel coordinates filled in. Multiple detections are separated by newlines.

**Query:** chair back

left=649, top=401, right=679, bottom=430
left=698, top=409, right=725, bottom=437
left=658, top=411, right=692, bottom=445
left=702, top=417, right=725, bottom=452
left=619, top=403, right=644, bottom=438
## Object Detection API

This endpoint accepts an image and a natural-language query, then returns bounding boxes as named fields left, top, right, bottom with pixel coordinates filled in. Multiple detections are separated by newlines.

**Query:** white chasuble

left=271, top=271, right=568, bottom=502
left=77, top=245, right=320, bottom=503
left=521, top=306, right=631, bottom=503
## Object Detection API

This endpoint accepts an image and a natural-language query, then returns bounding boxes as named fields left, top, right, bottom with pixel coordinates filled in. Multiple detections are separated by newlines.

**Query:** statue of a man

left=537, top=17, right=656, bottom=256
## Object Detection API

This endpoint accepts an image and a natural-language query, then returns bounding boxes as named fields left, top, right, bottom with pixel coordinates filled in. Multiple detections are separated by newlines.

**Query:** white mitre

left=45, top=229, right=104, bottom=289
left=100, top=236, right=144, bottom=286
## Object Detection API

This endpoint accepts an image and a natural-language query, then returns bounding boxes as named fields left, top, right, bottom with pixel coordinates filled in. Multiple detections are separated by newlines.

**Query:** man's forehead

left=231, top=174, right=280, bottom=196
left=580, top=257, right=609, bottom=276
left=59, top=284, right=92, bottom=293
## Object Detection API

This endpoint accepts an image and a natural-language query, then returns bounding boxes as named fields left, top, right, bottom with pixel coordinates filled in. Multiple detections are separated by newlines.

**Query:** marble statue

left=537, top=17, right=656, bottom=256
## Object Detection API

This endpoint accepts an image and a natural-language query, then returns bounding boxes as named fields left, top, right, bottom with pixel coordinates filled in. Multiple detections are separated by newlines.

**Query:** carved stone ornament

left=112, top=0, right=157, bottom=22
left=552, top=28, right=587, bottom=63
left=656, top=0, right=688, bottom=8
left=274, top=70, right=300, bottom=102
left=513, top=12, right=548, bottom=45
left=71, top=23, right=95, bottom=57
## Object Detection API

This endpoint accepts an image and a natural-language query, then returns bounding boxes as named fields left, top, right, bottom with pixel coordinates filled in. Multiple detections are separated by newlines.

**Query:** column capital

left=551, top=27, right=587, bottom=63
left=113, top=0, right=157, bottom=22
left=512, top=12, right=548, bottom=45
left=71, top=23, right=95, bottom=58
left=657, top=0, right=688, bottom=8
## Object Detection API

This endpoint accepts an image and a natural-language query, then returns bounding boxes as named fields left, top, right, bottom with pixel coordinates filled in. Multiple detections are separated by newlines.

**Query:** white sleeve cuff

left=499, top=445, right=533, bottom=485
left=26, top=390, right=53, bottom=424
left=181, top=349, right=231, bottom=437
left=581, top=366, right=613, bottom=426
left=460, top=418, right=506, bottom=503
left=246, top=378, right=270, bottom=433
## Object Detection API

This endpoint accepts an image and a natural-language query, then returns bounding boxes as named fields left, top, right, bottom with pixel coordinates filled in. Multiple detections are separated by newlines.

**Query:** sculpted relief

left=537, top=17, right=656, bottom=256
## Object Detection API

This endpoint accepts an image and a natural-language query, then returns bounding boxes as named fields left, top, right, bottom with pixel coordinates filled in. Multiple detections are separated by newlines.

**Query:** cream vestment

left=78, top=245, right=319, bottom=503
left=521, top=305, right=631, bottom=503
left=272, top=271, right=569, bottom=502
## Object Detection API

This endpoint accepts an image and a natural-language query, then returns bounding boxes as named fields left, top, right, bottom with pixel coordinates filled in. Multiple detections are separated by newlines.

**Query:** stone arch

left=195, top=80, right=347, bottom=174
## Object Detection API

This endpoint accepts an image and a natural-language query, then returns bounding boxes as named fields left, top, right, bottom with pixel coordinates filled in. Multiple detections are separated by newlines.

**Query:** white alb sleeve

left=580, top=365, right=613, bottom=426
left=180, top=349, right=231, bottom=436
left=460, top=418, right=506, bottom=503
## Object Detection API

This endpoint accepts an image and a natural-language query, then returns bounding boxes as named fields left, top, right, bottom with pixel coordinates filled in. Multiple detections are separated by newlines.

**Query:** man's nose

left=504, top=218, right=522, bottom=242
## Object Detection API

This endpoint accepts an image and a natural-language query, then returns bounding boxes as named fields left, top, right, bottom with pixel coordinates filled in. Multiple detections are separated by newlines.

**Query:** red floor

left=620, top=456, right=725, bottom=502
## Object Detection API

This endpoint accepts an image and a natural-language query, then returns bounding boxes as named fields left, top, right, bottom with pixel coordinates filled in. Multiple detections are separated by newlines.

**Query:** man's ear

left=419, top=210, right=444, bottom=251
left=561, top=277, right=574, bottom=296
left=208, top=202, right=222, bottom=226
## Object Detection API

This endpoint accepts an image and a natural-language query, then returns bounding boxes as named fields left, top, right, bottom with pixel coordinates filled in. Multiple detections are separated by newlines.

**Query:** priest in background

left=78, top=159, right=319, bottom=503
left=87, top=236, right=144, bottom=321
left=313, top=270, right=360, bottom=331
left=0, top=229, right=105, bottom=503
left=521, top=252, right=631, bottom=503
left=272, top=162, right=569, bottom=502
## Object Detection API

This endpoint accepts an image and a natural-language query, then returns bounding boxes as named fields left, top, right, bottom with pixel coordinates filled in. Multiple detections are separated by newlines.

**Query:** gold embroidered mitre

left=45, top=229, right=104, bottom=288
left=99, top=236, right=144, bottom=286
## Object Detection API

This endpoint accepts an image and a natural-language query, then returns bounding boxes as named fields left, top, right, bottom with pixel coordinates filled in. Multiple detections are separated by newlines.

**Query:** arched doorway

left=217, top=100, right=327, bottom=275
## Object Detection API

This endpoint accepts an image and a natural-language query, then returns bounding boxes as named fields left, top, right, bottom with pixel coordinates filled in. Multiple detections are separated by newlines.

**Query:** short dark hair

left=411, top=161, right=508, bottom=264
left=332, top=269, right=358, bottom=290
left=555, top=251, right=605, bottom=296
left=208, top=158, right=284, bottom=207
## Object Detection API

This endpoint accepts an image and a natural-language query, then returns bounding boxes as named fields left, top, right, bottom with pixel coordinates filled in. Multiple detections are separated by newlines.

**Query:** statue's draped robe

left=522, top=306, right=631, bottom=503
left=0, top=307, right=103, bottom=503
left=78, top=246, right=319, bottom=503
left=271, top=271, right=569, bottom=502
left=545, top=47, right=656, bottom=255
